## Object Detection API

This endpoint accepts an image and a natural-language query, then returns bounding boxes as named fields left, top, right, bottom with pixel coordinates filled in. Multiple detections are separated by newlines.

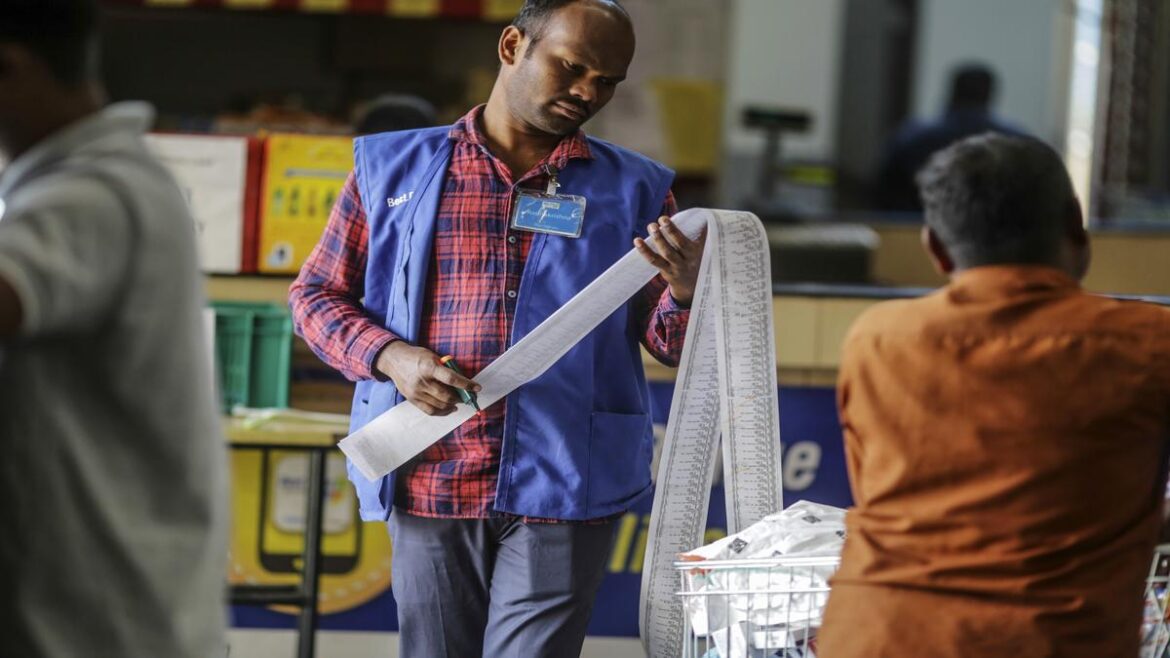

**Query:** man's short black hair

left=511, top=0, right=629, bottom=47
left=917, top=133, right=1077, bottom=268
left=0, top=0, right=98, bottom=86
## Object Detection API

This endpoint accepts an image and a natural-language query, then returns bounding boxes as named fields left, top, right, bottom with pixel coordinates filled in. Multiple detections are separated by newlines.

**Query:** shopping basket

left=1143, top=543, right=1170, bottom=657
left=673, top=543, right=1170, bottom=658
left=674, top=555, right=840, bottom=658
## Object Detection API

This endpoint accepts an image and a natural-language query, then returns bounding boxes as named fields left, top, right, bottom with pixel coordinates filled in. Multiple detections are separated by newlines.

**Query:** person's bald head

left=511, top=0, right=632, bottom=51
left=494, top=0, right=635, bottom=136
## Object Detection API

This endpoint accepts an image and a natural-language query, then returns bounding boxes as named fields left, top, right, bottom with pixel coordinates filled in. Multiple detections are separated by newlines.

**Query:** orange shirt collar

left=948, top=265, right=1080, bottom=301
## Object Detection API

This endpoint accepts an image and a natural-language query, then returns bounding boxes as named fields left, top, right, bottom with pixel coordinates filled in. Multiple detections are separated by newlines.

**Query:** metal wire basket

left=674, top=555, right=840, bottom=658
left=1142, top=544, right=1170, bottom=657
left=671, top=543, right=1170, bottom=657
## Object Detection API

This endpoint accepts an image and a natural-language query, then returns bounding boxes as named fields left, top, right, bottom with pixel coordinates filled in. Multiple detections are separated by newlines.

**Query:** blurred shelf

left=223, top=411, right=348, bottom=448
left=206, top=274, right=294, bottom=304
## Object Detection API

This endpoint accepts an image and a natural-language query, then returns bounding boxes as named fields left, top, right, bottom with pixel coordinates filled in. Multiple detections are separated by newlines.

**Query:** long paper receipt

left=341, top=208, right=707, bottom=480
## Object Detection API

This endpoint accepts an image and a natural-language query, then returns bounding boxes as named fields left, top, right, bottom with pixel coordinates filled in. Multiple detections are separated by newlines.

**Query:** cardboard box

left=257, top=133, right=354, bottom=275
left=145, top=133, right=262, bottom=274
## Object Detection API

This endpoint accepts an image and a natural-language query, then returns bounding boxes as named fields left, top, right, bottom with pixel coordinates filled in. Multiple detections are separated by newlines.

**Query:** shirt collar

left=0, top=101, right=154, bottom=199
left=947, top=265, right=1080, bottom=302
left=448, top=104, right=593, bottom=170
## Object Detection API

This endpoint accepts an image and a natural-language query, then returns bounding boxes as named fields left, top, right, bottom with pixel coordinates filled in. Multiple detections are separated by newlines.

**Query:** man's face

left=502, top=2, right=635, bottom=136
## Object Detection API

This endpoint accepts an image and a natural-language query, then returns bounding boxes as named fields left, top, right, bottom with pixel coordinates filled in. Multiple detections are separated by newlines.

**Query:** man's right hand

left=374, top=342, right=481, bottom=416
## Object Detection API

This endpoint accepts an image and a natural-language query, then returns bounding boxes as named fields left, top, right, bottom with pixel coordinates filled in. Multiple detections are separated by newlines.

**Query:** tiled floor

left=227, top=629, right=646, bottom=658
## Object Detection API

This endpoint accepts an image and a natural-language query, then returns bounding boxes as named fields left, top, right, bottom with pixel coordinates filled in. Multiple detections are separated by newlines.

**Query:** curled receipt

left=337, top=208, right=784, bottom=656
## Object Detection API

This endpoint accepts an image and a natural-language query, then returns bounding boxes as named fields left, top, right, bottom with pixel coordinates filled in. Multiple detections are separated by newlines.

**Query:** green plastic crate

left=213, top=306, right=254, bottom=413
left=248, top=308, right=293, bottom=408
left=211, top=301, right=292, bottom=412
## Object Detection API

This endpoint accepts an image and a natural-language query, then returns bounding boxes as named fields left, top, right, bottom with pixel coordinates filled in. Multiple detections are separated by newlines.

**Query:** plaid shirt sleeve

left=289, top=172, right=398, bottom=382
left=633, top=191, right=691, bottom=367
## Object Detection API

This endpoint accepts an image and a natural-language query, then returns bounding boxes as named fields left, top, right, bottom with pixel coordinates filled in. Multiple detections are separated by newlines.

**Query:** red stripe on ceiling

left=441, top=0, right=482, bottom=20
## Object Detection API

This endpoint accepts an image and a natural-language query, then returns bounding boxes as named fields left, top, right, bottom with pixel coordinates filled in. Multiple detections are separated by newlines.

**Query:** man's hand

left=633, top=215, right=706, bottom=306
left=374, top=342, right=481, bottom=416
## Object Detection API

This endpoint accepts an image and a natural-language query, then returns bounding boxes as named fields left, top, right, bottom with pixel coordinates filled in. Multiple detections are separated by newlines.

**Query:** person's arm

left=1159, top=321, right=1170, bottom=541
left=0, top=180, right=132, bottom=340
left=838, top=355, right=864, bottom=503
left=288, top=172, right=476, bottom=415
left=632, top=192, right=704, bottom=366
left=837, top=324, right=875, bottom=505
left=289, top=172, right=401, bottom=382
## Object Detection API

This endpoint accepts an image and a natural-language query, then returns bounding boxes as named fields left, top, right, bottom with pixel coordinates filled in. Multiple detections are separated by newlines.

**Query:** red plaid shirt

left=291, top=106, right=688, bottom=521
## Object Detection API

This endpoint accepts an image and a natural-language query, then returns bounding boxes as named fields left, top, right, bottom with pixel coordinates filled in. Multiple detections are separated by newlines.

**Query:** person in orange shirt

left=818, top=133, right=1170, bottom=657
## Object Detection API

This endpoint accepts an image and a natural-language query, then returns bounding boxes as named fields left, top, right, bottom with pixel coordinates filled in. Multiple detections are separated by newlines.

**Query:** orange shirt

left=818, top=266, right=1170, bottom=658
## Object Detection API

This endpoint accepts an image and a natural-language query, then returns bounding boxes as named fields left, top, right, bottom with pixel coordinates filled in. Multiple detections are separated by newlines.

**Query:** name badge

left=510, top=165, right=586, bottom=238
left=511, top=192, right=587, bottom=238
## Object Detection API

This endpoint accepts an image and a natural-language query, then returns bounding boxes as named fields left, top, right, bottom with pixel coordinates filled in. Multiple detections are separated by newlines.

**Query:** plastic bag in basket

left=681, top=501, right=845, bottom=653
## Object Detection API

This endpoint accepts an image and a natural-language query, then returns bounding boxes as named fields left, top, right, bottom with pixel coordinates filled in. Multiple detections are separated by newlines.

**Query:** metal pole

left=296, top=448, right=327, bottom=658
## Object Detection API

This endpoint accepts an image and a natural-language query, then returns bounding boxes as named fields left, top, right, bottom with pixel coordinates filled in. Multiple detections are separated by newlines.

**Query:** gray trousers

left=388, top=510, right=617, bottom=658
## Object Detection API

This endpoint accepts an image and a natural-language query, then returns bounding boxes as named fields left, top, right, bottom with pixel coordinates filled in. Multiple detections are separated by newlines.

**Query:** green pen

left=439, top=355, right=480, bottom=411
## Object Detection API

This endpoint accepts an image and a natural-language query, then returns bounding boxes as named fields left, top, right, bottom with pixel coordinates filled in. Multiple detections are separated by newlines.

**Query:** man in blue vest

left=290, top=1, right=702, bottom=655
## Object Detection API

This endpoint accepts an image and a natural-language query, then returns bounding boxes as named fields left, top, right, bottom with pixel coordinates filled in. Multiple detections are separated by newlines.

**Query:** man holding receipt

left=289, top=1, right=703, bottom=655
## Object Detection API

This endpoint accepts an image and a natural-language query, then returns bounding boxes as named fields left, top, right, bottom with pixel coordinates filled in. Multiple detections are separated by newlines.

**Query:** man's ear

left=1065, top=198, right=1089, bottom=247
left=1064, top=197, right=1091, bottom=278
left=499, top=26, right=525, bottom=67
left=921, top=225, right=955, bottom=276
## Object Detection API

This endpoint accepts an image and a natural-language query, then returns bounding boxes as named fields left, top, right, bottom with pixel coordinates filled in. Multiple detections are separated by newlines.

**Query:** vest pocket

left=347, top=458, right=391, bottom=522
left=347, top=380, right=399, bottom=521
left=588, top=411, right=652, bottom=508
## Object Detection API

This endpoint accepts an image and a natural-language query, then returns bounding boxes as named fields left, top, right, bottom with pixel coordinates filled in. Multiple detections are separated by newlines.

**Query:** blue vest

left=348, top=126, right=675, bottom=521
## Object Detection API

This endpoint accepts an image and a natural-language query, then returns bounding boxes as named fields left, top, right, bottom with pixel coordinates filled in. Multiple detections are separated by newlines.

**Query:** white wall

left=718, top=0, right=845, bottom=207
left=587, top=0, right=730, bottom=164
left=913, top=0, right=1076, bottom=147
left=724, top=0, right=846, bottom=161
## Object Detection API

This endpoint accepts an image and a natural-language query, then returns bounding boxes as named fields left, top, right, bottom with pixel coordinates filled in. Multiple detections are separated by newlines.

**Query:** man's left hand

left=633, top=215, right=706, bottom=306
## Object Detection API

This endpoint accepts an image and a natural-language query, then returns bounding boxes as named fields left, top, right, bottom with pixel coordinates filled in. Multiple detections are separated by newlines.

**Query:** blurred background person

left=0, top=1, right=228, bottom=656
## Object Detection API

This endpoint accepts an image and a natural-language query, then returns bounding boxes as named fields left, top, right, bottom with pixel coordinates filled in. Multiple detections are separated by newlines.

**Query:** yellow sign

left=484, top=0, right=523, bottom=22
left=229, top=450, right=393, bottom=614
left=651, top=79, right=723, bottom=176
left=606, top=511, right=727, bottom=574
left=257, top=134, right=354, bottom=275
left=389, top=0, right=439, bottom=17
